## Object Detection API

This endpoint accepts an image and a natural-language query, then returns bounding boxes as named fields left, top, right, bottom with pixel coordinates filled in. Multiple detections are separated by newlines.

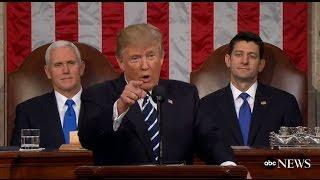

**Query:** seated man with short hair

left=11, top=40, right=85, bottom=149
left=197, top=32, right=302, bottom=147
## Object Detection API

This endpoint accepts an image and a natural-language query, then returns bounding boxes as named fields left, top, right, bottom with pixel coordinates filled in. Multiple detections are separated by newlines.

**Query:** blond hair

left=116, top=23, right=164, bottom=60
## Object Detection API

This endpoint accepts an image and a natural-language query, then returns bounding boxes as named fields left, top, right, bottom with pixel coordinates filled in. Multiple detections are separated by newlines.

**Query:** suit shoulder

left=163, top=79, right=197, bottom=91
left=81, top=79, right=120, bottom=108
left=83, top=81, right=109, bottom=95
left=260, top=84, right=296, bottom=100
left=17, top=92, right=53, bottom=109
left=200, top=87, right=227, bottom=103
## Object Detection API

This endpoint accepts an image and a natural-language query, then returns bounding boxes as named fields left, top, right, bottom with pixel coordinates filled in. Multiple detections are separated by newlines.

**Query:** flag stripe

left=79, top=2, right=102, bottom=52
left=191, top=2, right=213, bottom=71
left=169, top=2, right=191, bottom=82
left=124, top=2, right=147, bottom=27
left=283, top=2, right=308, bottom=72
left=55, top=3, right=78, bottom=42
left=238, top=2, right=260, bottom=34
left=214, top=2, right=237, bottom=50
left=260, top=2, right=283, bottom=49
left=7, top=2, right=31, bottom=72
left=102, top=3, right=124, bottom=72
left=147, top=2, right=169, bottom=79
left=31, top=2, right=54, bottom=51
left=6, top=2, right=308, bottom=75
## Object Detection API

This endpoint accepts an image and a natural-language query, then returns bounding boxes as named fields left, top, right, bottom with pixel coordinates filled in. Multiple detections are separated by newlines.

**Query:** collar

left=55, top=88, right=82, bottom=110
left=230, top=81, right=257, bottom=100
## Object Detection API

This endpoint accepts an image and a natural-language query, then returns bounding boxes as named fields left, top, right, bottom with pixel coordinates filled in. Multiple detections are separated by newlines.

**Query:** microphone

left=151, top=85, right=166, bottom=103
left=151, top=85, right=166, bottom=165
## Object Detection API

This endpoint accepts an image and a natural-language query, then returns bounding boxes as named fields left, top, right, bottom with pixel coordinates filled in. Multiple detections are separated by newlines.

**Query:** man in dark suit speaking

left=11, top=40, right=85, bottom=149
left=78, top=23, right=235, bottom=166
left=197, top=32, right=302, bottom=147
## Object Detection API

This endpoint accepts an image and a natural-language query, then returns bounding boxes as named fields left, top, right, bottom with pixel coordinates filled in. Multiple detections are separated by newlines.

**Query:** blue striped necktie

left=238, top=93, right=252, bottom=145
left=63, top=99, right=77, bottom=144
left=142, top=96, right=160, bottom=162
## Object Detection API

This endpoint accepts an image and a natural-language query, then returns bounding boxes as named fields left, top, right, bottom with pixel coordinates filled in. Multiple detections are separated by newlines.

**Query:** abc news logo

left=264, top=158, right=311, bottom=169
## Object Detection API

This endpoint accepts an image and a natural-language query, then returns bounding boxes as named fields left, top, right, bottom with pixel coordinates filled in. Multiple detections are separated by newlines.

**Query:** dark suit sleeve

left=195, top=96, right=235, bottom=164
left=10, top=104, right=31, bottom=146
left=78, top=91, right=114, bottom=151
left=283, top=94, right=303, bottom=126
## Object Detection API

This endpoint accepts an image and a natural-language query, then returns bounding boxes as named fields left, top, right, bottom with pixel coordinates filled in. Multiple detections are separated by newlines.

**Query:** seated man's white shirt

left=55, top=88, right=82, bottom=127
left=230, top=81, right=257, bottom=118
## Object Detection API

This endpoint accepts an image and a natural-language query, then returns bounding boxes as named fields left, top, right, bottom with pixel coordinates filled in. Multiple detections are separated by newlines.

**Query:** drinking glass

left=21, top=129, right=40, bottom=149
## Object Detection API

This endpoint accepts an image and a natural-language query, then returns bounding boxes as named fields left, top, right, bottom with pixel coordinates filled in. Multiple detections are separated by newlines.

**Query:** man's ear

left=79, top=60, right=85, bottom=76
left=44, top=65, right=51, bottom=79
left=258, top=59, right=265, bottom=72
left=116, top=56, right=125, bottom=72
left=225, top=54, right=231, bottom=68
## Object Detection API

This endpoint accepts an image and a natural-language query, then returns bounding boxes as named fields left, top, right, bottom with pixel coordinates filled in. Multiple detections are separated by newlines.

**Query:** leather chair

left=7, top=42, right=120, bottom=144
left=190, top=43, right=307, bottom=125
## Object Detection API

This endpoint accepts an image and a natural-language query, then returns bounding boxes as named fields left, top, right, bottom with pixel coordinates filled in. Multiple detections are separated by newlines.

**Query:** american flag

left=7, top=2, right=308, bottom=82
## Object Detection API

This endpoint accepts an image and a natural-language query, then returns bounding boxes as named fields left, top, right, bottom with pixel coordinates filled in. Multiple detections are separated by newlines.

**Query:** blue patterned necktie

left=238, top=93, right=252, bottom=145
left=142, top=96, right=160, bottom=162
left=63, top=99, right=77, bottom=144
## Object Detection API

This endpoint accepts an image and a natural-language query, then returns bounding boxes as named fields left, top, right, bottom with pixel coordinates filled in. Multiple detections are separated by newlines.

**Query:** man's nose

left=241, top=55, right=249, bottom=64
left=62, top=64, right=70, bottom=73
left=140, top=56, right=149, bottom=70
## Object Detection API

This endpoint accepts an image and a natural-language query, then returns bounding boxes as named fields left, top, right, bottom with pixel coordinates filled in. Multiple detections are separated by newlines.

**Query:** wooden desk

left=75, top=165, right=248, bottom=179
left=1, top=148, right=320, bottom=179
left=233, top=147, right=320, bottom=179
left=0, top=150, right=93, bottom=179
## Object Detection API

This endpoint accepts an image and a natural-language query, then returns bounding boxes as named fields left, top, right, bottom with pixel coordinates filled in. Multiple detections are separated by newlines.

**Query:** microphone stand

left=156, top=96, right=163, bottom=165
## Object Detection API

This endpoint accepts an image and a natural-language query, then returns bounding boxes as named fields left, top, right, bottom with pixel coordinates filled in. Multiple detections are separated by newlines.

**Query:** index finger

left=128, top=80, right=143, bottom=88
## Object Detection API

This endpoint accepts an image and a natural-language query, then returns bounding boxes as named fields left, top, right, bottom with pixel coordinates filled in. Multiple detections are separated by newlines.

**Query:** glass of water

left=21, top=129, right=40, bottom=149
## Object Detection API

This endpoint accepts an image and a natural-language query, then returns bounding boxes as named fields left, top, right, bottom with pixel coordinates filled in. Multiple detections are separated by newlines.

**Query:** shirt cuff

left=220, top=161, right=237, bottom=166
left=113, top=99, right=129, bottom=131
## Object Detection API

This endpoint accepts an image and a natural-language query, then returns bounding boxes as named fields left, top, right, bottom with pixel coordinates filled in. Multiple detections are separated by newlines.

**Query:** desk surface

left=0, top=150, right=93, bottom=179
left=1, top=148, right=320, bottom=179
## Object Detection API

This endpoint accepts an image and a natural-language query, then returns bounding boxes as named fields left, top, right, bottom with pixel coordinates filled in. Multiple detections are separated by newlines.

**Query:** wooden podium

left=74, top=165, right=248, bottom=179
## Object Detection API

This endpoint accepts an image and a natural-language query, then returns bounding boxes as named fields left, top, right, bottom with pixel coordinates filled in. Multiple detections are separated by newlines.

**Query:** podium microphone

left=151, top=85, right=166, bottom=165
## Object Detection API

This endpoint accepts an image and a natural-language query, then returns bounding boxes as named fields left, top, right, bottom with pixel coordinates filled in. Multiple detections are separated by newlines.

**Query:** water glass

left=21, top=129, right=40, bottom=149
left=315, top=127, right=320, bottom=137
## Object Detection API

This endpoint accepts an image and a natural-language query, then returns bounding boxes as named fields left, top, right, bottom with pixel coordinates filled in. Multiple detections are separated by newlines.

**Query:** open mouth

left=141, top=75, right=151, bottom=82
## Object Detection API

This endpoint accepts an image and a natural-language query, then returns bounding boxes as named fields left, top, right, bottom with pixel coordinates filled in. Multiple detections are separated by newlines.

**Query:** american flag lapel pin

left=261, top=101, right=267, bottom=105
left=168, top=99, right=173, bottom=104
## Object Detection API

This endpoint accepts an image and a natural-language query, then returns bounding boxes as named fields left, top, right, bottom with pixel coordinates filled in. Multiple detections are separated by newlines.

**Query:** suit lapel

left=219, top=86, right=244, bottom=145
left=126, top=103, right=153, bottom=160
left=116, top=75, right=153, bottom=160
left=248, top=83, right=269, bottom=145
left=45, top=92, right=65, bottom=144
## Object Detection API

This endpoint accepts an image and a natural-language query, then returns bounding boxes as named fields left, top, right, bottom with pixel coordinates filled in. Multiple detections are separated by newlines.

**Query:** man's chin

left=141, top=83, right=155, bottom=92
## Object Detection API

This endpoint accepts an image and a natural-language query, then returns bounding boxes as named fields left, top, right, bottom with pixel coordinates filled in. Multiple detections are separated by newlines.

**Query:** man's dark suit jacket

left=198, top=82, right=302, bottom=147
left=78, top=75, right=234, bottom=165
left=11, top=92, right=83, bottom=149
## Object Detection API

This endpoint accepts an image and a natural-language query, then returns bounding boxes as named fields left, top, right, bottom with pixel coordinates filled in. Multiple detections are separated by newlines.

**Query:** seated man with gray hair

left=11, top=40, right=85, bottom=149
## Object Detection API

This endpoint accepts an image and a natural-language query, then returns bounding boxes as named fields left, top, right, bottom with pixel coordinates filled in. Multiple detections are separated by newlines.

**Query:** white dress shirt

left=54, top=88, right=82, bottom=127
left=230, top=81, right=257, bottom=118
